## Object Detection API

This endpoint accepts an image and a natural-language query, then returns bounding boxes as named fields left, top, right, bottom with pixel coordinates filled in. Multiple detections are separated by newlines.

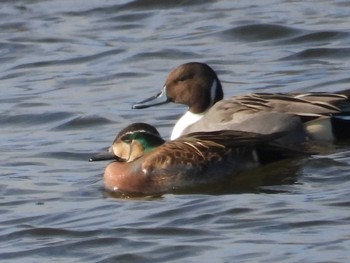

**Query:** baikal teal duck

left=90, top=123, right=308, bottom=195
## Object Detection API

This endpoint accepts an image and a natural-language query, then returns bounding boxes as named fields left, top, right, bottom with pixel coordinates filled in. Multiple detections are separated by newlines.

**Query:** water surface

left=1, top=0, right=350, bottom=262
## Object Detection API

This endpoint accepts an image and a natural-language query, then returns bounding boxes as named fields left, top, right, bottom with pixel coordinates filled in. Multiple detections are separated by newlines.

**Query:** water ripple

left=11, top=49, right=125, bottom=70
left=282, top=47, right=350, bottom=60
left=52, top=115, right=113, bottom=131
left=2, top=0, right=350, bottom=262
left=219, top=24, right=303, bottom=42
left=120, top=0, right=209, bottom=10
left=0, top=112, right=73, bottom=126
left=279, top=30, right=350, bottom=44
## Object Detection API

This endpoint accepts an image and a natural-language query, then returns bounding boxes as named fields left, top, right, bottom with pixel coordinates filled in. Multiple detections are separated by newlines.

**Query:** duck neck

left=170, top=110, right=204, bottom=140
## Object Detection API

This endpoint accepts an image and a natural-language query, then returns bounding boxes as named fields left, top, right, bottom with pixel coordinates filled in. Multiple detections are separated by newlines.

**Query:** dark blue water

left=1, top=0, right=350, bottom=262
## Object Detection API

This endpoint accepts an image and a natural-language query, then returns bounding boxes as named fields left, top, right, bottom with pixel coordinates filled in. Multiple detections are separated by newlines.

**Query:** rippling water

left=1, top=0, right=350, bottom=262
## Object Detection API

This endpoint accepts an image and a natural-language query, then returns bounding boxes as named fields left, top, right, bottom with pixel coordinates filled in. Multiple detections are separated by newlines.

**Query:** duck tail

left=331, top=114, right=350, bottom=140
left=255, top=144, right=311, bottom=165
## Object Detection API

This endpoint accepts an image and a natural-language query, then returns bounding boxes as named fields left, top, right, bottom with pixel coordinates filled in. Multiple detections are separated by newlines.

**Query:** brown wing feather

left=140, top=130, right=281, bottom=173
left=140, top=136, right=233, bottom=174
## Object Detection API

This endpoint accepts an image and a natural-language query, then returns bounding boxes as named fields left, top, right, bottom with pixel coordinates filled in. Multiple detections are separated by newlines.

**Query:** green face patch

left=121, top=131, right=165, bottom=153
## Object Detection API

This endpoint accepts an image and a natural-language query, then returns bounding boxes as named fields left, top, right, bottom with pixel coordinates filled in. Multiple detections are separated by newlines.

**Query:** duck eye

left=121, top=135, right=132, bottom=144
left=122, top=138, right=132, bottom=144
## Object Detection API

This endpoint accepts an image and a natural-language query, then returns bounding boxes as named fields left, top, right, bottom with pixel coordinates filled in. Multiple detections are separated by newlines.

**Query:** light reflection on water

left=1, top=0, right=350, bottom=262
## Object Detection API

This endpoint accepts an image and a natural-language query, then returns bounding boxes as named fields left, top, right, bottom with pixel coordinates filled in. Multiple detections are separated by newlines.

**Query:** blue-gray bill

left=132, top=88, right=169, bottom=109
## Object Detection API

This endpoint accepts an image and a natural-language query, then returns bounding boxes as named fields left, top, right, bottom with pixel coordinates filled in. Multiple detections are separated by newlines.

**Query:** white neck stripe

left=171, top=111, right=204, bottom=140
left=209, top=79, right=217, bottom=107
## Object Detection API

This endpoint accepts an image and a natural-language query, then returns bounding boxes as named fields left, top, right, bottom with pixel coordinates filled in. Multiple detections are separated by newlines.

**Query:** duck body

left=91, top=123, right=307, bottom=195
left=181, top=92, right=350, bottom=144
left=103, top=139, right=245, bottom=194
left=104, top=133, right=258, bottom=194
left=132, top=62, right=350, bottom=144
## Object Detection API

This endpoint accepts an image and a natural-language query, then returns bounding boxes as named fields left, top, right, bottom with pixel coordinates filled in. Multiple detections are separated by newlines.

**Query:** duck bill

left=132, top=86, right=169, bottom=109
left=89, top=151, right=123, bottom=162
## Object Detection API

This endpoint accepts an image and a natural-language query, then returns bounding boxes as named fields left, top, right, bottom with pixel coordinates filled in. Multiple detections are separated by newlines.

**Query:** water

left=1, top=0, right=350, bottom=262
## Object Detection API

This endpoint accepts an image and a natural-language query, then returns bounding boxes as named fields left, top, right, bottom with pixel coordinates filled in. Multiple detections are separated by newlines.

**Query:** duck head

left=132, top=62, right=224, bottom=139
left=89, top=123, right=165, bottom=163
left=132, top=62, right=223, bottom=114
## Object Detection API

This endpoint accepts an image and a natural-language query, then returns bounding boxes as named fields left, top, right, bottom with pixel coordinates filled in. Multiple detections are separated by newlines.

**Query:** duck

left=90, top=122, right=308, bottom=195
left=132, top=62, right=350, bottom=144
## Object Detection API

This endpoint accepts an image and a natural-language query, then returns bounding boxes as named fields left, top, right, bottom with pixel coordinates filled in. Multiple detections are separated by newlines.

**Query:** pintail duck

left=132, top=62, right=350, bottom=144
left=90, top=123, right=307, bottom=195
